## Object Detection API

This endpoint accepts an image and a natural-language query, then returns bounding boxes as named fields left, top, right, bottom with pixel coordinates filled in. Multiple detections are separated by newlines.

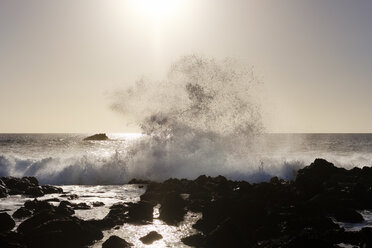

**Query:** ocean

left=1, top=133, right=372, bottom=185
left=1, top=133, right=372, bottom=247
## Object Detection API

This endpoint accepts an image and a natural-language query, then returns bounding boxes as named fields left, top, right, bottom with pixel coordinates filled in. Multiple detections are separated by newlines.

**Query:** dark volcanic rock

left=83, top=133, right=109, bottom=141
left=0, top=231, right=25, bottom=248
left=92, top=201, right=105, bottom=207
left=139, top=231, right=163, bottom=245
left=13, top=207, right=32, bottom=219
left=25, top=186, right=44, bottom=197
left=1, top=176, right=39, bottom=195
left=41, top=185, right=63, bottom=194
left=102, top=235, right=133, bottom=248
left=18, top=211, right=102, bottom=248
left=181, top=234, right=205, bottom=247
left=128, top=178, right=151, bottom=184
left=24, top=199, right=55, bottom=213
left=159, top=192, right=187, bottom=225
left=334, top=208, right=364, bottom=223
left=0, top=213, right=15, bottom=233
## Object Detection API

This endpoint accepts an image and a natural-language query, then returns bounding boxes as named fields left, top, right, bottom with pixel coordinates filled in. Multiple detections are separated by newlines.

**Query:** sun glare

left=130, top=0, right=184, bottom=20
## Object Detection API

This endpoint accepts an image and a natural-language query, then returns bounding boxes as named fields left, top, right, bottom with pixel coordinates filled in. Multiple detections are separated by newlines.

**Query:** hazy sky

left=0, top=0, right=371, bottom=133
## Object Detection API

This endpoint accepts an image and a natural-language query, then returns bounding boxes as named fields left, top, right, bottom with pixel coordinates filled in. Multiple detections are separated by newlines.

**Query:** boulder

left=1, top=176, right=39, bottom=194
left=41, top=185, right=63, bottom=194
left=13, top=207, right=32, bottom=219
left=25, top=186, right=44, bottom=197
left=139, top=231, right=162, bottom=245
left=102, top=235, right=133, bottom=248
left=0, top=213, right=15, bottom=233
left=18, top=212, right=102, bottom=248
left=92, top=201, right=105, bottom=207
left=159, top=192, right=187, bottom=225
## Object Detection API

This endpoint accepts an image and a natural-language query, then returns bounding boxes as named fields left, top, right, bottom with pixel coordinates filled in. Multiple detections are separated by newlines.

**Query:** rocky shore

left=1, top=159, right=372, bottom=247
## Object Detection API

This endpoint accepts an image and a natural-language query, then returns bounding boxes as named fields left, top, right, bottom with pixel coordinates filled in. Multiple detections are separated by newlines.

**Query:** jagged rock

left=102, top=235, right=133, bottom=248
left=0, top=213, right=15, bottom=232
left=83, top=133, right=109, bottom=141
left=1, top=176, right=39, bottom=195
left=139, top=231, right=162, bottom=245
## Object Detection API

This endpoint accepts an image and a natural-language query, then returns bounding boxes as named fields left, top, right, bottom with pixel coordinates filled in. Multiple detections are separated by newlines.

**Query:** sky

left=0, top=0, right=371, bottom=133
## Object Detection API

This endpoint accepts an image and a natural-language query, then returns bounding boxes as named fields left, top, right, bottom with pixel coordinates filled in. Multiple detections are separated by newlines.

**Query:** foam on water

left=1, top=56, right=372, bottom=184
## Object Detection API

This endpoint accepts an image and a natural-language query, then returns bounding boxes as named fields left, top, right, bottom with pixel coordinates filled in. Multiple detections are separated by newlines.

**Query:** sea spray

left=111, top=55, right=266, bottom=181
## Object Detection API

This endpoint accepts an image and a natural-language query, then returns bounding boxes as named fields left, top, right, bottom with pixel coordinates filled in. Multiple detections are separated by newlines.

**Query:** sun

left=130, top=0, right=183, bottom=20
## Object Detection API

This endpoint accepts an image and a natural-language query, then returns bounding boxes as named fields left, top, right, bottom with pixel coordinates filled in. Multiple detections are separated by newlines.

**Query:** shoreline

left=1, top=158, right=372, bottom=247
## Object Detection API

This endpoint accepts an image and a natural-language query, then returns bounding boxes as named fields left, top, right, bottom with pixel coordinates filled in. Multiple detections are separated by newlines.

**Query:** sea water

left=1, top=133, right=372, bottom=246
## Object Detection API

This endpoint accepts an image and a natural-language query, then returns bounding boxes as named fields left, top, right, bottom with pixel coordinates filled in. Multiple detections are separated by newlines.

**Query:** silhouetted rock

left=25, top=186, right=44, bottom=197
left=0, top=213, right=15, bottom=233
left=0, top=231, right=25, bottom=248
left=181, top=234, right=205, bottom=247
left=334, top=208, right=364, bottom=223
left=83, top=133, right=109, bottom=141
left=102, top=235, right=133, bottom=248
left=41, top=185, right=63, bottom=194
left=128, top=178, right=151, bottom=184
left=13, top=207, right=32, bottom=219
left=139, top=231, right=162, bottom=245
left=18, top=211, right=102, bottom=248
left=159, top=192, right=187, bottom=225
left=24, top=199, right=54, bottom=213
left=1, top=176, right=39, bottom=195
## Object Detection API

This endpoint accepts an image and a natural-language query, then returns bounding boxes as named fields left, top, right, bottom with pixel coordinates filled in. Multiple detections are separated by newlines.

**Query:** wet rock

left=56, top=202, right=75, bottom=216
left=127, top=201, right=153, bottom=223
left=59, top=200, right=90, bottom=210
left=334, top=208, right=364, bottom=223
left=181, top=234, right=205, bottom=247
left=18, top=211, right=103, bottom=248
left=0, top=213, right=15, bottom=233
left=159, top=192, right=187, bottom=225
left=25, top=218, right=102, bottom=248
left=139, top=231, right=163, bottom=245
left=102, top=235, right=133, bottom=248
left=25, top=186, right=44, bottom=197
left=0, top=184, right=7, bottom=198
left=295, top=159, right=345, bottom=198
left=41, top=185, right=63, bottom=194
left=1, top=176, right=39, bottom=195
left=93, top=201, right=105, bottom=207
left=13, top=207, right=32, bottom=219
left=24, top=199, right=55, bottom=213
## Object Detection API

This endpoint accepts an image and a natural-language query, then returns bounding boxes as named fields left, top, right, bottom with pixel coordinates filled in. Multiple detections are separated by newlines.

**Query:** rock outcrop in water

left=138, top=159, right=372, bottom=247
left=0, top=176, right=63, bottom=198
left=2, top=159, right=372, bottom=247
left=83, top=133, right=109, bottom=141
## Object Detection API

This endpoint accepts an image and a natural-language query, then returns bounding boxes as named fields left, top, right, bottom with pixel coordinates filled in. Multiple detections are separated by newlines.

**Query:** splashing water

left=111, top=55, right=266, bottom=181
